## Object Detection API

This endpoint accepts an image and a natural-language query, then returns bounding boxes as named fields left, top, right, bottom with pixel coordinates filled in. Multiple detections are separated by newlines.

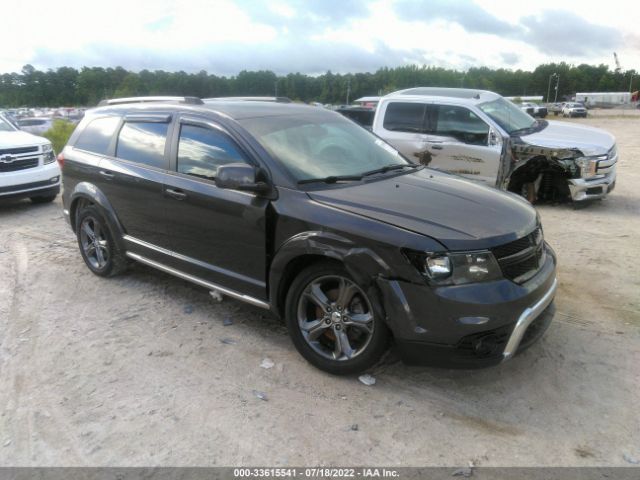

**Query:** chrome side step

left=125, top=252, right=270, bottom=310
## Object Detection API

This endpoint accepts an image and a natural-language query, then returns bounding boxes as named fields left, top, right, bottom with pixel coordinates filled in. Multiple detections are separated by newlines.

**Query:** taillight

left=57, top=153, right=64, bottom=168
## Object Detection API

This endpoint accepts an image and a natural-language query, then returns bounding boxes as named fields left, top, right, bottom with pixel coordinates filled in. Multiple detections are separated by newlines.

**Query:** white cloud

left=0, top=0, right=636, bottom=74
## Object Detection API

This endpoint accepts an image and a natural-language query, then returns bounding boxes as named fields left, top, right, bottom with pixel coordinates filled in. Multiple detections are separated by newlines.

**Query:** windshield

left=0, top=114, right=18, bottom=132
left=478, top=98, right=536, bottom=134
left=239, top=112, right=408, bottom=182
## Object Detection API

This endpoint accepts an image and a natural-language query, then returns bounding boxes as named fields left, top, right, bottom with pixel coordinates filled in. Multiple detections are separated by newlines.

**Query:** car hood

left=521, top=120, right=614, bottom=156
left=0, top=130, right=49, bottom=149
left=308, top=168, right=538, bottom=251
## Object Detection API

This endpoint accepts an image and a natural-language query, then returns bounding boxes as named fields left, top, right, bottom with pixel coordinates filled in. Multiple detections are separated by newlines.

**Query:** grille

left=492, top=227, right=545, bottom=284
left=0, top=146, right=39, bottom=155
left=0, top=157, right=39, bottom=172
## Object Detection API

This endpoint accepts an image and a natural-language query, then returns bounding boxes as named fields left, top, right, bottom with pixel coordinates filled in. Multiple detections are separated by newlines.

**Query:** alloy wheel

left=296, top=275, right=374, bottom=361
left=79, top=216, right=110, bottom=270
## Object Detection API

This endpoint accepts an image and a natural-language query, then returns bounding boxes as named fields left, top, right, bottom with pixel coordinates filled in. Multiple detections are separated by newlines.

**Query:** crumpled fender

left=268, top=230, right=395, bottom=316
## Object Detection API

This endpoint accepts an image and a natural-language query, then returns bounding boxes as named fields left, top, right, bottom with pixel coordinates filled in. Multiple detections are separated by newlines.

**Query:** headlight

left=405, top=250, right=502, bottom=285
left=42, top=143, right=56, bottom=164
left=576, top=156, right=600, bottom=178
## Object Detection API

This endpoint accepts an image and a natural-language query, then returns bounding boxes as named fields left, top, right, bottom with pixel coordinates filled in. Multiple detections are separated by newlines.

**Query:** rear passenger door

left=162, top=115, right=269, bottom=300
left=423, top=104, right=501, bottom=185
left=98, top=113, right=171, bottom=253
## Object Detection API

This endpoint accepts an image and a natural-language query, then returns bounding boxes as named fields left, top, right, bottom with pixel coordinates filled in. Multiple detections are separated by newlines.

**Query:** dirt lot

left=0, top=116, right=638, bottom=467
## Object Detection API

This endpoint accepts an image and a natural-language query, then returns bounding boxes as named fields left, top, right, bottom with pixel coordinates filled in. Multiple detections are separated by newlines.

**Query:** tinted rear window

left=116, top=122, right=169, bottom=168
left=383, top=102, right=426, bottom=133
left=75, top=116, right=120, bottom=155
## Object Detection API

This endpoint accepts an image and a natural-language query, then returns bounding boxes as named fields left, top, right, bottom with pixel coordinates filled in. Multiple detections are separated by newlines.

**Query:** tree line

left=0, top=62, right=636, bottom=108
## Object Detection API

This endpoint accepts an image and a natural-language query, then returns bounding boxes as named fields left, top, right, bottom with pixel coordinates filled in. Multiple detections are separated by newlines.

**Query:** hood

left=308, top=169, right=538, bottom=251
left=0, top=130, right=49, bottom=149
left=521, top=120, right=614, bottom=156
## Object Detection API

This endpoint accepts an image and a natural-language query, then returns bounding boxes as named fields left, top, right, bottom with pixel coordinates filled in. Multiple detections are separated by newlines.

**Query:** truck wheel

left=76, top=205, right=128, bottom=277
left=285, top=262, right=389, bottom=375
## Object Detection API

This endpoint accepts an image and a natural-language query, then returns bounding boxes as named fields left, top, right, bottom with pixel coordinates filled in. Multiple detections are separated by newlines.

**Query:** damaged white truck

left=372, top=88, right=617, bottom=203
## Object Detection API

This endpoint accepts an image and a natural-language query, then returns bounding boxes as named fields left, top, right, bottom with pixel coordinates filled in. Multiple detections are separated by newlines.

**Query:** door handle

left=99, top=170, right=115, bottom=178
left=165, top=188, right=187, bottom=200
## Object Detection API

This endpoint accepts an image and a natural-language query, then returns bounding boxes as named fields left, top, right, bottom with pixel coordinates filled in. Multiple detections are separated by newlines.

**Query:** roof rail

left=98, top=96, right=204, bottom=106
left=203, top=96, right=293, bottom=103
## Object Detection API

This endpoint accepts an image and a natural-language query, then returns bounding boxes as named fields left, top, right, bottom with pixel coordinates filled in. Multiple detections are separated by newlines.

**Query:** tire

left=30, top=194, right=57, bottom=204
left=284, top=262, right=389, bottom=375
left=75, top=205, right=128, bottom=277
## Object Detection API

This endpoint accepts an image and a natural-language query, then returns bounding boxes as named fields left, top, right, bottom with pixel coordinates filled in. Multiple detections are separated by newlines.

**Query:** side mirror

left=215, top=163, right=270, bottom=194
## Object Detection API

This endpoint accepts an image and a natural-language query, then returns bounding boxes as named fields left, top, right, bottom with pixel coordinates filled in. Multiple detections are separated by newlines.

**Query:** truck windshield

left=0, top=115, right=17, bottom=132
left=239, top=112, right=409, bottom=183
left=479, top=98, right=537, bottom=134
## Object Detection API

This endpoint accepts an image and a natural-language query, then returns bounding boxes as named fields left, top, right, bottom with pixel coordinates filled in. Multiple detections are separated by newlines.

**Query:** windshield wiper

left=361, top=163, right=419, bottom=177
left=298, top=175, right=363, bottom=185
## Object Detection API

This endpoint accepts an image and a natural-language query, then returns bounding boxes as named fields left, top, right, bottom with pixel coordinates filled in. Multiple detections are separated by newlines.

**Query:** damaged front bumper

left=568, top=165, right=617, bottom=202
left=377, top=246, right=557, bottom=368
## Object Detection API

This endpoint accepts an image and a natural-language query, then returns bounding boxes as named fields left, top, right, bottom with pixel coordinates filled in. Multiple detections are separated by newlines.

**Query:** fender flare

left=69, top=182, right=126, bottom=251
left=268, top=231, right=394, bottom=317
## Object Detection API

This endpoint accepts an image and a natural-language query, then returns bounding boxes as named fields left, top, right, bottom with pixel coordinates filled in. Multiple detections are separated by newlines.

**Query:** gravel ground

left=0, top=116, right=638, bottom=467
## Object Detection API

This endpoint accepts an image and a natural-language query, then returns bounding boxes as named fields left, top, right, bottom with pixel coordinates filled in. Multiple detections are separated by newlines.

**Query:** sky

left=2, top=0, right=638, bottom=75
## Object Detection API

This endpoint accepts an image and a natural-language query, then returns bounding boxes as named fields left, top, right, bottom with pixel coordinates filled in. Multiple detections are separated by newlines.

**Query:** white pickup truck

left=371, top=88, right=617, bottom=203
left=0, top=113, right=61, bottom=204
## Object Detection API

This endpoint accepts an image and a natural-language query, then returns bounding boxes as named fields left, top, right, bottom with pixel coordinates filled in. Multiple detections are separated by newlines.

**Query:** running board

left=126, top=252, right=270, bottom=310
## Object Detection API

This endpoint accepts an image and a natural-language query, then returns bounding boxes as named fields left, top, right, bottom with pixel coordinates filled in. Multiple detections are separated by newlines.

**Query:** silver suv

left=372, top=88, right=617, bottom=203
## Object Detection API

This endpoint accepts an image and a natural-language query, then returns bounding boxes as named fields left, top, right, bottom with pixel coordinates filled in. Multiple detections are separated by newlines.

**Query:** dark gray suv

left=60, top=96, right=557, bottom=374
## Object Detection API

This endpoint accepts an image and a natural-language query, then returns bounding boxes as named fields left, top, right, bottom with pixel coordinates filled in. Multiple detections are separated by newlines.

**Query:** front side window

left=383, top=102, right=426, bottom=133
left=116, top=122, right=169, bottom=168
left=177, top=124, right=247, bottom=180
left=432, top=105, right=489, bottom=145
left=75, top=116, right=121, bottom=155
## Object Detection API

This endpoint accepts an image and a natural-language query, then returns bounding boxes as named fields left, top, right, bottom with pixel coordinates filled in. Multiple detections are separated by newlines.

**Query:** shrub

left=43, top=119, right=76, bottom=154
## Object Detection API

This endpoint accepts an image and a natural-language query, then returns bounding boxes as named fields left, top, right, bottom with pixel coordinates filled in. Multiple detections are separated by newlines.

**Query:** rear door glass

left=116, top=122, right=169, bottom=169
left=74, top=116, right=121, bottom=155
left=383, top=102, right=426, bottom=133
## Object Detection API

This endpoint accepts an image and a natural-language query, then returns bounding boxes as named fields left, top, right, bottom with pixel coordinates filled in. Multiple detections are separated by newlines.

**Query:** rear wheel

left=30, top=194, right=57, bottom=204
left=285, top=262, right=389, bottom=375
left=76, top=205, right=127, bottom=277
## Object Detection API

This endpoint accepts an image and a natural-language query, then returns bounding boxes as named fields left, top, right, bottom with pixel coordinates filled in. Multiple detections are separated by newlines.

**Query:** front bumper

left=0, top=160, right=61, bottom=200
left=568, top=164, right=617, bottom=202
left=378, top=245, right=557, bottom=368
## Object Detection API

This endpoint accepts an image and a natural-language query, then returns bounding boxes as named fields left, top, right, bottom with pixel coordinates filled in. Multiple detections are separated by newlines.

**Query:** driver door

left=422, top=103, right=501, bottom=185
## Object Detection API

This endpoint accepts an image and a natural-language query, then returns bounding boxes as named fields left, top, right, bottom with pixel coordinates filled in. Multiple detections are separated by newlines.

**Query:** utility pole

left=345, top=77, right=351, bottom=105
left=546, top=73, right=557, bottom=103
left=554, top=75, right=560, bottom=103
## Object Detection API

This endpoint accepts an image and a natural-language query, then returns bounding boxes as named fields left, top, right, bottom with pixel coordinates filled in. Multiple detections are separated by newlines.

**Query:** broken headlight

left=575, top=156, right=603, bottom=178
left=405, top=250, right=502, bottom=285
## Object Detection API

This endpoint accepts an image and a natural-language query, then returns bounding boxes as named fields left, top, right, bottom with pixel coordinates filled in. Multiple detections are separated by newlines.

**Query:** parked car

left=372, top=88, right=617, bottom=203
left=0, top=113, right=61, bottom=204
left=16, top=117, right=53, bottom=136
left=60, top=96, right=557, bottom=374
left=549, top=103, right=565, bottom=116
left=520, top=102, right=547, bottom=118
left=562, top=103, right=588, bottom=118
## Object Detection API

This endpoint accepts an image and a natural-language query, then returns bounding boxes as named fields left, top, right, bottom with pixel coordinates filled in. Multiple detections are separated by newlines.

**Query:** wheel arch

left=69, top=182, right=126, bottom=251
left=268, top=231, right=393, bottom=318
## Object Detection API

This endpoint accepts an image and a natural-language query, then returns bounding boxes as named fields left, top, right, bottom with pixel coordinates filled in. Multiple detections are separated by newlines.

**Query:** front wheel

left=285, top=262, right=389, bottom=375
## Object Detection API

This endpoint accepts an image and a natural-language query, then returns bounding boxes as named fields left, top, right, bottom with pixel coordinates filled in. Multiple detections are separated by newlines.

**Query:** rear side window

left=383, top=102, right=426, bottom=133
left=116, top=122, right=169, bottom=168
left=74, top=116, right=120, bottom=155
left=177, top=124, right=247, bottom=180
